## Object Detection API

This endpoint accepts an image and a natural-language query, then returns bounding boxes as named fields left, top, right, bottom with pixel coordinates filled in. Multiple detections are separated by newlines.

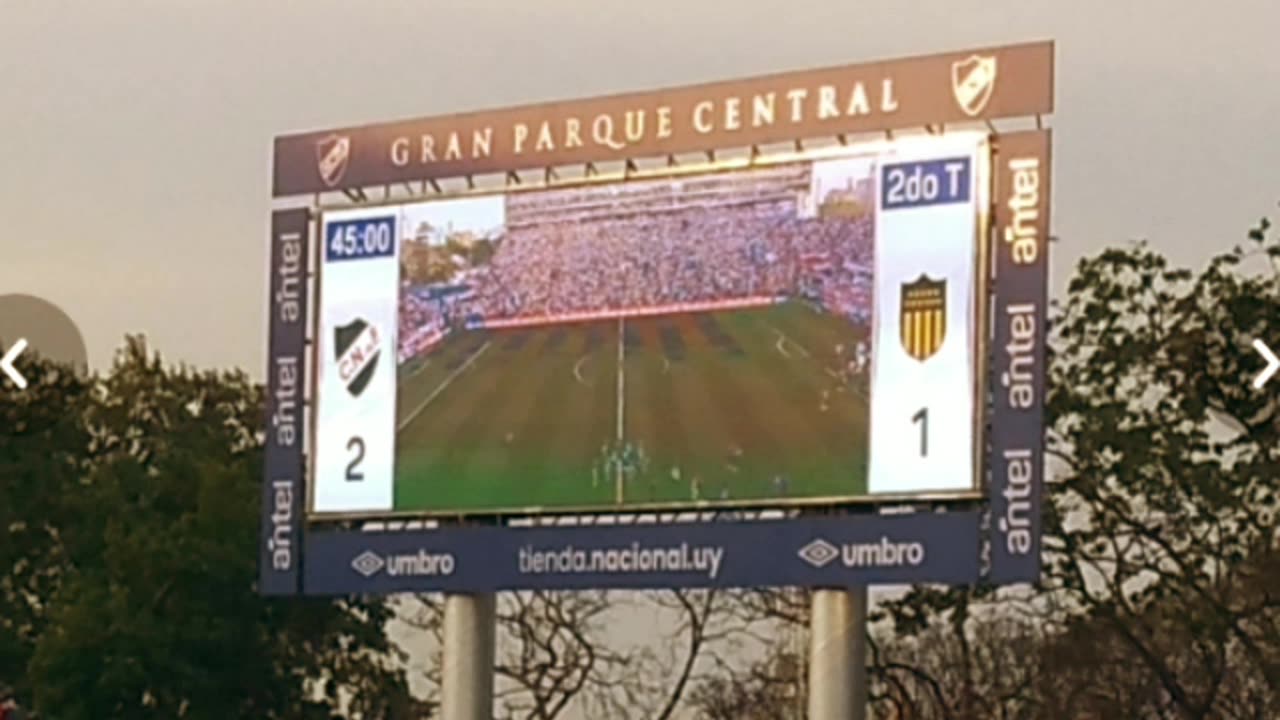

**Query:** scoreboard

left=307, top=132, right=991, bottom=517
left=261, top=40, right=1054, bottom=596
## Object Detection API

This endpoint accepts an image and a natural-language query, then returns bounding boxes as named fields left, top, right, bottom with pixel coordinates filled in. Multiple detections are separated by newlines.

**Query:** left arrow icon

left=1, top=338, right=27, bottom=390
left=1253, top=339, right=1280, bottom=390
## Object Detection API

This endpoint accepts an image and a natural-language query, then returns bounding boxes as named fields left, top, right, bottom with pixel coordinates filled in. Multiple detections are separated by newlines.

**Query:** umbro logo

left=797, top=538, right=839, bottom=568
left=351, top=550, right=385, bottom=577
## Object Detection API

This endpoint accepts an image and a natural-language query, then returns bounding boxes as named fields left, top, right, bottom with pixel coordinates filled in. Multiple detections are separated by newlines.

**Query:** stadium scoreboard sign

left=272, top=42, right=1051, bottom=194
left=261, top=41, right=1053, bottom=596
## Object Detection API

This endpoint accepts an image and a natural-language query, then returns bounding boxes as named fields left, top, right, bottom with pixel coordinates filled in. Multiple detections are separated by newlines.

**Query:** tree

left=2, top=338, right=416, bottom=719
left=687, top=651, right=805, bottom=720
left=584, top=589, right=749, bottom=720
left=402, top=590, right=628, bottom=720
left=683, top=588, right=808, bottom=720
left=470, top=238, right=497, bottom=267
left=1035, top=217, right=1279, bottom=717
left=0, top=357, right=93, bottom=703
left=403, top=589, right=751, bottom=720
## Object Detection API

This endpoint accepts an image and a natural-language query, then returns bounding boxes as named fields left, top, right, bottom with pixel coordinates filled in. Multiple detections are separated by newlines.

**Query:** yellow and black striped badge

left=900, top=274, right=947, bottom=361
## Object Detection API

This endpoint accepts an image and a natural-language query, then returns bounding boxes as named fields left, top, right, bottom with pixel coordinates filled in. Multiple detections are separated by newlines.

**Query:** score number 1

left=912, top=407, right=928, bottom=457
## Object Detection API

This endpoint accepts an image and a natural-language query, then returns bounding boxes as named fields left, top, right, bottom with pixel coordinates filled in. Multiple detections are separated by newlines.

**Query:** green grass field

left=393, top=302, right=870, bottom=514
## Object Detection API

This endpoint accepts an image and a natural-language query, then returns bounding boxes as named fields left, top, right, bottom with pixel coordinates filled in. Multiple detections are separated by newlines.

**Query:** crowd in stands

left=769, top=213, right=873, bottom=324
left=398, top=288, right=437, bottom=340
left=397, top=164, right=874, bottom=359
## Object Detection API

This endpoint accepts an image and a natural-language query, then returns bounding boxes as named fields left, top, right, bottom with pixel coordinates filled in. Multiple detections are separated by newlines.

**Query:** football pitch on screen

left=392, top=301, right=869, bottom=513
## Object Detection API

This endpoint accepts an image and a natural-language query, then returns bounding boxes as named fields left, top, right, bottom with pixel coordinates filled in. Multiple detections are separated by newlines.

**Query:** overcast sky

left=2, top=0, right=1278, bottom=372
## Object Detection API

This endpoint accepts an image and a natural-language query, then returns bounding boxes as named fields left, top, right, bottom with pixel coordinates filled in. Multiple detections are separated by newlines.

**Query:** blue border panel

left=303, top=512, right=980, bottom=594
left=986, top=130, right=1051, bottom=585
left=260, top=209, right=310, bottom=595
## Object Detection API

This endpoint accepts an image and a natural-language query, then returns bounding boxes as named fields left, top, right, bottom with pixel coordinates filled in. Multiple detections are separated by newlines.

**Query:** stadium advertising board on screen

left=261, top=41, right=1054, bottom=596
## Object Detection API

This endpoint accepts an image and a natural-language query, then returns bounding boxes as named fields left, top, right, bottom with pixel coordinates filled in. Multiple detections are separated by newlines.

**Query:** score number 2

left=911, top=407, right=928, bottom=457
left=346, top=436, right=365, bottom=481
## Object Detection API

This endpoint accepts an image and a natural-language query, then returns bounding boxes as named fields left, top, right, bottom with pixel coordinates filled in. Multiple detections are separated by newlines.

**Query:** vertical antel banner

left=987, top=130, right=1051, bottom=584
left=260, top=208, right=310, bottom=595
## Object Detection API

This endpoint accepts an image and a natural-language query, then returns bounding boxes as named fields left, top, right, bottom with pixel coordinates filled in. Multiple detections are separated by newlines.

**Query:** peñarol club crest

left=334, top=318, right=381, bottom=397
left=900, top=274, right=947, bottom=362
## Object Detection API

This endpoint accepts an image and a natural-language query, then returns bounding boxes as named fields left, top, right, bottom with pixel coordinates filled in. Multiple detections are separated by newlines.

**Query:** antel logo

left=351, top=550, right=385, bottom=578
left=797, top=538, right=839, bottom=568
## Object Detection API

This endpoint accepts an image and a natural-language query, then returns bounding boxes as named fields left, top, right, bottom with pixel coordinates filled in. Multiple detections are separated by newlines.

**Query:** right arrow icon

left=1253, top=339, right=1279, bottom=389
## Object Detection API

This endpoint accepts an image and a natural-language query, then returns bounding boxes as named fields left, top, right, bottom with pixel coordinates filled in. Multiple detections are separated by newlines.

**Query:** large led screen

left=309, top=133, right=990, bottom=517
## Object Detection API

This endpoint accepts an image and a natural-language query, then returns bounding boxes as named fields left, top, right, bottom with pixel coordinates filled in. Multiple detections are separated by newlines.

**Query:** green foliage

left=0, top=360, right=93, bottom=696
left=1, top=338, right=420, bottom=719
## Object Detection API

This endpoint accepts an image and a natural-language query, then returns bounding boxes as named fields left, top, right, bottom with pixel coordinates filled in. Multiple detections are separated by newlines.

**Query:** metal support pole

left=441, top=592, right=496, bottom=720
left=808, top=586, right=869, bottom=720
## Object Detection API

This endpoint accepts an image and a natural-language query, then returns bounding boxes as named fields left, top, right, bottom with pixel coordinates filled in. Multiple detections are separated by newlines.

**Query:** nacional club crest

left=900, top=275, right=947, bottom=362
left=334, top=317, right=381, bottom=397
left=315, top=134, right=351, bottom=188
left=951, top=54, right=997, bottom=117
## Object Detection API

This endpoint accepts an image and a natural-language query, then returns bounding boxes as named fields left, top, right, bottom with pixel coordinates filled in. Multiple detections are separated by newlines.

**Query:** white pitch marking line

left=774, top=334, right=792, bottom=359
left=768, top=324, right=810, bottom=358
left=615, top=317, right=626, bottom=504
left=573, top=354, right=593, bottom=386
left=397, top=340, right=492, bottom=431
left=407, top=358, right=431, bottom=378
